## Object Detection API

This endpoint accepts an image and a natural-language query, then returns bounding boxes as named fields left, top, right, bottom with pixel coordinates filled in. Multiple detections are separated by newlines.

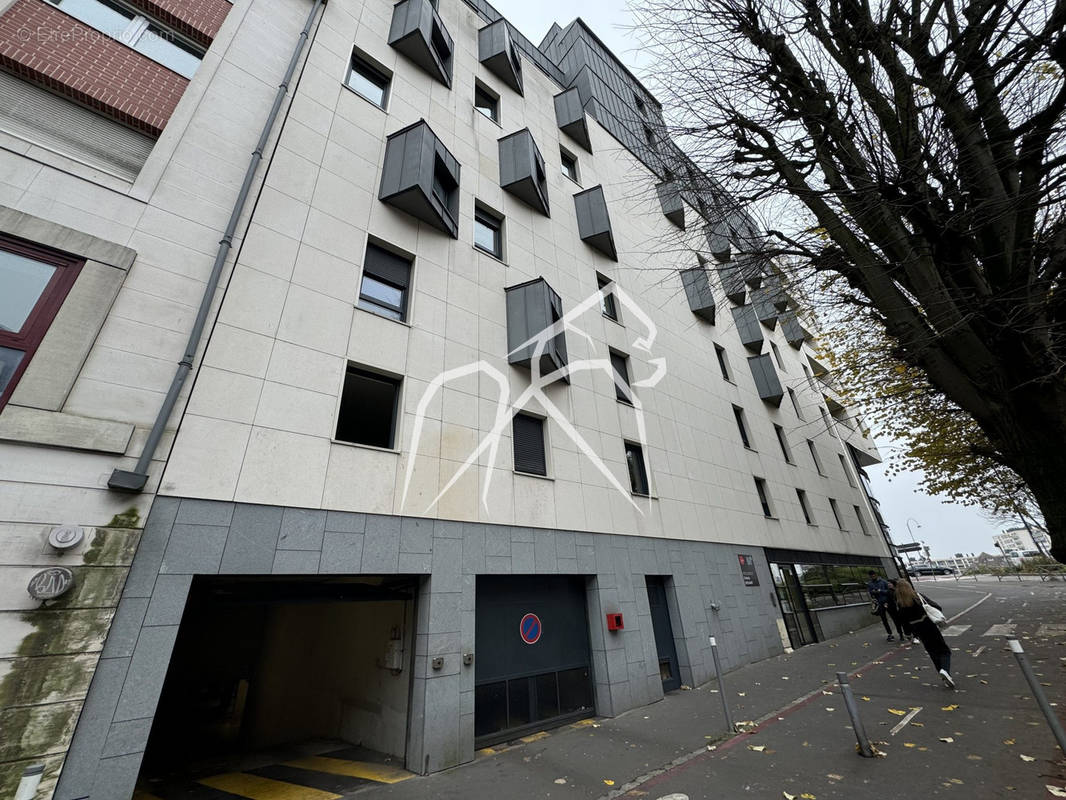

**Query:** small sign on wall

left=738, top=554, right=760, bottom=587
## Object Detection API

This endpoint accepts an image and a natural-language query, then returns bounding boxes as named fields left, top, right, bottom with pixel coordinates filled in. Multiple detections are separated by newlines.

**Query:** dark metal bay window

left=379, top=120, right=460, bottom=238
left=625, top=441, right=650, bottom=495
left=554, top=87, right=592, bottom=152
left=345, top=48, right=391, bottom=108
left=574, top=185, right=617, bottom=261
left=0, top=237, right=81, bottom=409
left=505, top=277, right=568, bottom=382
left=388, top=0, right=453, bottom=87
left=513, top=413, right=547, bottom=475
left=359, top=242, right=412, bottom=321
left=478, top=19, right=523, bottom=94
left=499, top=129, right=549, bottom=216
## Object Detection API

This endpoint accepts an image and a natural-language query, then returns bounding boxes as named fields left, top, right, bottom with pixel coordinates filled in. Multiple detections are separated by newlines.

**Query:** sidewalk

left=366, top=581, right=1066, bottom=800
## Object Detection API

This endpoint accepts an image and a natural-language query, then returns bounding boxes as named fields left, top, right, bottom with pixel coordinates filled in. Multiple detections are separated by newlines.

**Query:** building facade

left=0, top=0, right=890, bottom=797
left=993, top=526, right=1051, bottom=560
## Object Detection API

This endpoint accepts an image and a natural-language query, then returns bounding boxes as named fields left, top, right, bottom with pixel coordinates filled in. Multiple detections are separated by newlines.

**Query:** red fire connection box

left=606, top=612, right=624, bottom=631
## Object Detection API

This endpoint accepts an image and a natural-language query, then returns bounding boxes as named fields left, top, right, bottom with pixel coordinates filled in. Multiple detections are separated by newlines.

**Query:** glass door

left=770, top=563, right=819, bottom=648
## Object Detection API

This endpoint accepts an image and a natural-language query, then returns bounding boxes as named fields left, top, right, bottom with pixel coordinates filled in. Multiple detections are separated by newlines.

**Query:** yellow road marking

left=283, top=756, right=413, bottom=784
left=199, top=772, right=341, bottom=800
left=520, top=731, right=550, bottom=743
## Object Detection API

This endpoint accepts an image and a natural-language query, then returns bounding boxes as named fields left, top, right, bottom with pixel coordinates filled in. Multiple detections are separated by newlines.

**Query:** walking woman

left=895, top=580, right=955, bottom=688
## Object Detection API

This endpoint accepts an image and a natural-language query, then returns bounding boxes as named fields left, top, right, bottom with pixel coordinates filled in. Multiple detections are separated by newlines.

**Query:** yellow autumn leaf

left=603, top=779, right=615, bottom=786
left=861, top=696, right=870, bottom=701
left=801, top=794, right=818, bottom=799
left=911, top=722, right=924, bottom=727
left=940, top=737, right=954, bottom=743
left=904, top=742, right=916, bottom=748
left=1020, top=755, right=1036, bottom=762
left=749, top=745, right=766, bottom=752
left=783, top=793, right=796, bottom=800
left=888, top=708, right=907, bottom=715
left=1003, top=739, right=1016, bottom=745
left=941, top=704, right=959, bottom=711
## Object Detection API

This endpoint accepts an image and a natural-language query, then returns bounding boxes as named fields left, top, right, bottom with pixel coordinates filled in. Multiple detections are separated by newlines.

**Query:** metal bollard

left=837, top=672, right=874, bottom=757
left=1007, top=638, right=1066, bottom=753
left=709, top=636, right=736, bottom=733
left=15, top=764, right=43, bottom=800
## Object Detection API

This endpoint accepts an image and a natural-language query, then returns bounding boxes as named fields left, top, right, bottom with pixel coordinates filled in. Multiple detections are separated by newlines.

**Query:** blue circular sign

left=519, top=613, right=542, bottom=644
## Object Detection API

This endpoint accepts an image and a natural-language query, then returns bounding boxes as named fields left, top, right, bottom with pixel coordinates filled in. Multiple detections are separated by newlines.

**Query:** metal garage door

left=474, top=575, right=594, bottom=746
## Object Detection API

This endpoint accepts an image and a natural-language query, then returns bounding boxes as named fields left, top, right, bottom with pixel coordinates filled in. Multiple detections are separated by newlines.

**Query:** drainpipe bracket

left=108, top=469, right=149, bottom=493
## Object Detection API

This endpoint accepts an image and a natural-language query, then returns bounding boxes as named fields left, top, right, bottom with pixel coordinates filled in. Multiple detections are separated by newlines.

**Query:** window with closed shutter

left=359, top=243, right=412, bottom=321
left=513, top=413, right=547, bottom=475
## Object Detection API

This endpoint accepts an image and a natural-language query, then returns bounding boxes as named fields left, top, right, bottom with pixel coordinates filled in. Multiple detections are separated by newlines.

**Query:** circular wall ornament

left=48, top=525, right=85, bottom=551
left=27, top=567, right=74, bottom=601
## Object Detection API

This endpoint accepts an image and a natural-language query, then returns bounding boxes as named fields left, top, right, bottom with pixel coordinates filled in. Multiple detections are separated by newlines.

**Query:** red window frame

left=0, top=235, right=83, bottom=410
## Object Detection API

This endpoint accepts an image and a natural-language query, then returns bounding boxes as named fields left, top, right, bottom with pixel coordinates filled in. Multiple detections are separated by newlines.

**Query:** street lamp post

left=905, top=518, right=921, bottom=563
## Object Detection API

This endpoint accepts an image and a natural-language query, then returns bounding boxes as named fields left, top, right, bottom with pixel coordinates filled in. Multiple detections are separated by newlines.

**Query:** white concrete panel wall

left=157, top=0, right=889, bottom=560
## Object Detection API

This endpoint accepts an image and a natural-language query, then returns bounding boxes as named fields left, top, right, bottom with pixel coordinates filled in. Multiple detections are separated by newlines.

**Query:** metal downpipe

left=109, top=0, right=326, bottom=492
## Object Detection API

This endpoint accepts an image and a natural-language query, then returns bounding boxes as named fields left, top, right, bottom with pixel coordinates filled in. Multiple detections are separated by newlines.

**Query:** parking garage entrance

left=137, top=575, right=417, bottom=794
left=474, top=575, right=594, bottom=747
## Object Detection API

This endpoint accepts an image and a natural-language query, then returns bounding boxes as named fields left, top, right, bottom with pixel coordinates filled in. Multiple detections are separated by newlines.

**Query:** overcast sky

left=490, top=0, right=1014, bottom=560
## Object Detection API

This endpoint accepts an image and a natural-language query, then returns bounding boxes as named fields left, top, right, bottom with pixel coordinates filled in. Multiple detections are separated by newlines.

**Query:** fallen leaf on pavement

left=888, top=709, right=908, bottom=715
left=967, top=755, right=982, bottom=761
left=1003, top=739, right=1015, bottom=745
left=940, top=737, right=954, bottom=743
left=825, top=707, right=835, bottom=712
left=738, top=692, right=747, bottom=697
left=822, top=690, right=834, bottom=696
left=861, top=696, right=870, bottom=701
left=783, top=793, right=795, bottom=800
left=949, top=779, right=964, bottom=785
left=826, top=774, right=843, bottom=781
left=1020, top=755, right=1036, bottom=762
left=800, top=794, right=817, bottom=799
left=1046, top=786, right=1066, bottom=798
left=904, top=743, right=916, bottom=748
left=748, top=745, right=766, bottom=752
left=911, top=722, right=924, bottom=727
left=554, top=778, right=566, bottom=784
left=603, top=779, right=615, bottom=785
left=941, top=704, right=959, bottom=711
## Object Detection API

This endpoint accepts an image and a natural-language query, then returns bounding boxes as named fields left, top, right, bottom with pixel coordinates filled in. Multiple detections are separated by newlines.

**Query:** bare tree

left=633, top=0, right=1066, bottom=559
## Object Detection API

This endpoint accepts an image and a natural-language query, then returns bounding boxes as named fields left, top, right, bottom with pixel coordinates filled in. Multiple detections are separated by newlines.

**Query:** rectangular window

left=715, top=344, right=731, bottom=381
left=561, top=147, right=579, bottom=183
left=754, top=477, right=773, bottom=517
left=770, top=340, right=786, bottom=371
left=643, top=124, right=655, bottom=147
left=474, top=82, right=499, bottom=122
left=829, top=498, right=844, bottom=529
left=474, top=205, right=504, bottom=259
left=774, top=424, right=794, bottom=463
left=48, top=0, right=204, bottom=79
left=839, top=454, right=857, bottom=486
left=430, top=19, right=451, bottom=65
left=610, top=351, right=631, bottom=403
left=634, top=92, right=647, bottom=116
left=513, top=413, right=547, bottom=476
left=787, top=387, right=802, bottom=418
left=796, top=489, right=814, bottom=525
left=359, top=242, right=411, bottom=322
left=854, top=505, right=870, bottom=535
left=625, top=441, right=650, bottom=496
left=336, top=365, right=401, bottom=448
left=432, top=155, right=458, bottom=209
left=598, top=274, right=618, bottom=321
left=803, top=363, right=816, bottom=390
left=733, top=405, right=751, bottom=448
left=0, top=236, right=82, bottom=409
left=346, top=48, right=391, bottom=108
left=807, top=440, right=824, bottom=474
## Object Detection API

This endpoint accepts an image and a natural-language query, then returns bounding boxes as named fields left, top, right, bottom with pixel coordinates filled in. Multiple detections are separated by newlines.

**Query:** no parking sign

left=519, top=613, right=542, bottom=644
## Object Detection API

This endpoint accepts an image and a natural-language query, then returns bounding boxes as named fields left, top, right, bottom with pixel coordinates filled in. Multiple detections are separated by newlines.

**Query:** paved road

left=366, top=580, right=1066, bottom=800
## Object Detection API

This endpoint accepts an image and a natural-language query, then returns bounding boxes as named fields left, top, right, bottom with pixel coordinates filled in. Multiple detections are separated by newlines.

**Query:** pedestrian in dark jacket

left=866, top=571, right=895, bottom=641
left=895, top=579, right=955, bottom=689
left=885, top=578, right=912, bottom=642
